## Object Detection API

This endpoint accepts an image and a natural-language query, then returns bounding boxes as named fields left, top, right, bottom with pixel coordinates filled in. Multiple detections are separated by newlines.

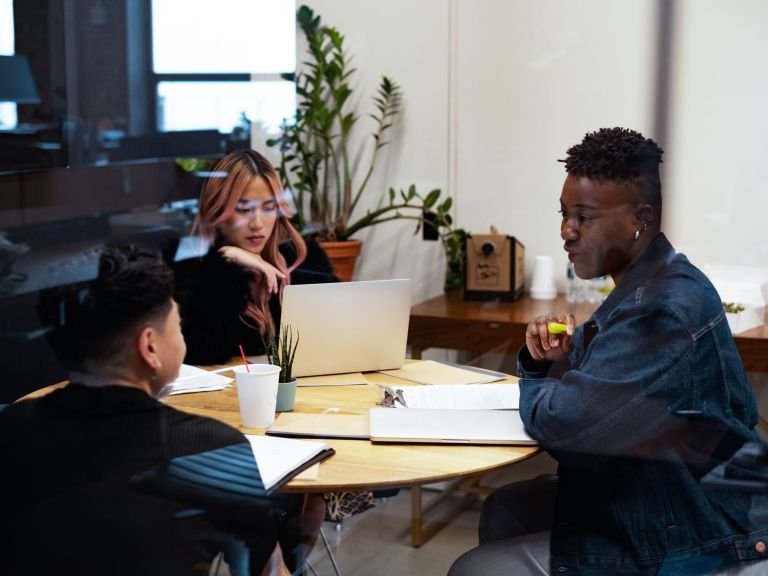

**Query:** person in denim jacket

left=450, top=128, right=768, bottom=575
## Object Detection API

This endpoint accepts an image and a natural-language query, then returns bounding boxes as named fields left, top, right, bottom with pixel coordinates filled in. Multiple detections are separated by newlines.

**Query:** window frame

left=147, top=1, right=295, bottom=136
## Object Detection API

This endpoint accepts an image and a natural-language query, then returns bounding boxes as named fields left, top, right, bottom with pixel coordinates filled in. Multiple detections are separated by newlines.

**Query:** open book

left=244, top=434, right=335, bottom=492
left=369, top=407, right=536, bottom=445
left=369, top=382, right=532, bottom=445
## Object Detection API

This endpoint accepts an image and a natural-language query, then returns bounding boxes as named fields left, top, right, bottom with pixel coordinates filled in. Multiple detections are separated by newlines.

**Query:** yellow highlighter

left=547, top=322, right=568, bottom=334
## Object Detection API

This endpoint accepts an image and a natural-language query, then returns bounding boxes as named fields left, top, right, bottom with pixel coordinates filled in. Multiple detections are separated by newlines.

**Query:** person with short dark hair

left=0, top=245, right=293, bottom=575
left=449, top=128, right=768, bottom=575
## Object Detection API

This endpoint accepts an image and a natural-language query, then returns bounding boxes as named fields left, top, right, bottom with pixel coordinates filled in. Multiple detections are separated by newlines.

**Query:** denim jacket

left=518, top=234, right=768, bottom=575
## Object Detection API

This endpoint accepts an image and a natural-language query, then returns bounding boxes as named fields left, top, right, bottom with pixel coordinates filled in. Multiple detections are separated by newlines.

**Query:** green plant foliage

left=263, top=324, right=300, bottom=383
left=723, top=302, right=746, bottom=314
left=267, top=5, right=456, bottom=248
left=175, top=157, right=213, bottom=173
left=443, top=228, right=468, bottom=292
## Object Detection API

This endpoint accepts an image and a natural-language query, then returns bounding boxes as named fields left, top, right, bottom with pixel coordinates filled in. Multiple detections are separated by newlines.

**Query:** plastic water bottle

left=584, top=275, right=613, bottom=303
left=565, top=263, right=584, bottom=303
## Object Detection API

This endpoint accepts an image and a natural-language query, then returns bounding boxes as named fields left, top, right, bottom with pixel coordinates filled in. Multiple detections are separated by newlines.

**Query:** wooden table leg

left=409, top=475, right=487, bottom=547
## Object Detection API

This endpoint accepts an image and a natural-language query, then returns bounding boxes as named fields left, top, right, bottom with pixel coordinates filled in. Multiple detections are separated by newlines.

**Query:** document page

left=168, top=364, right=233, bottom=395
left=399, top=384, right=520, bottom=410
left=244, top=435, right=333, bottom=491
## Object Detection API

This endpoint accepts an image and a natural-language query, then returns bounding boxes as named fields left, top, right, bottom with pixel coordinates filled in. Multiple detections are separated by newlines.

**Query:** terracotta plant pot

left=319, top=239, right=363, bottom=282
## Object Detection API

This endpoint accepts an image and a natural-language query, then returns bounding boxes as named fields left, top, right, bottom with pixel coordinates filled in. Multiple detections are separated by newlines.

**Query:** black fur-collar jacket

left=174, top=240, right=337, bottom=365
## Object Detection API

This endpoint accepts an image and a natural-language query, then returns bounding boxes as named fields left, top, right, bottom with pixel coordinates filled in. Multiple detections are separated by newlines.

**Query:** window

left=0, top=0, right=17, bottom=127
left=150, top=0, right=296, bottom=136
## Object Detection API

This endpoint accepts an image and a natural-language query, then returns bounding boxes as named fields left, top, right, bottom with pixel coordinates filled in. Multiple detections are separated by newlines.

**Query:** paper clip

left=376, top=383, right=408, bottom=408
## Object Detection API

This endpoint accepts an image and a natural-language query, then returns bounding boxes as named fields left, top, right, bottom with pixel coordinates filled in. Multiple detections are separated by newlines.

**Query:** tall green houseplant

left=268, top=5, right=455, bottom=245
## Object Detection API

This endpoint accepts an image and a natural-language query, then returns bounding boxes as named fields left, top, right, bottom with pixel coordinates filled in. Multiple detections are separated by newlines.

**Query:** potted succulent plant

left=263, top=324, right=300, bottom=412
left=268, top=5, right=457, bottom=280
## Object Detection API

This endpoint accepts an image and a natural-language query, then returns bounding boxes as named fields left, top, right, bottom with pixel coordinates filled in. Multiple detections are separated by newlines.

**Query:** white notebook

left=244, top=435, right=334, bottom=491
left=369, top=407, right=536, bottom=445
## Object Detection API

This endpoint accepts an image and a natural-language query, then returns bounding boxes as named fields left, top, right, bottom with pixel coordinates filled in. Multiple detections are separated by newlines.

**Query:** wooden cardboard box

left=464, top=229, right=524, bottom=301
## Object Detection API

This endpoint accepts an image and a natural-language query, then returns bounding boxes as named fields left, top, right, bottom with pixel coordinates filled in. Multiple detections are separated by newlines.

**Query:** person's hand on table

left=219, top=246, right=286, bottom=294
left=525, top=313, right=576, bottom=363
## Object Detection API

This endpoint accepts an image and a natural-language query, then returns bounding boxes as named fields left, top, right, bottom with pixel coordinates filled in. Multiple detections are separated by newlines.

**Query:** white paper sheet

left=167, top=364, right=233, bottom=395
left=245, top=435, right=332, bottom=491
left=398, top=383, right=520, bottom=410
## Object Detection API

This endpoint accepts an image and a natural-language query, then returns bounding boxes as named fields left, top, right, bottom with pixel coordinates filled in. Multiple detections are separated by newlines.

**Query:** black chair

left=130, top=442, right=279, bottom=575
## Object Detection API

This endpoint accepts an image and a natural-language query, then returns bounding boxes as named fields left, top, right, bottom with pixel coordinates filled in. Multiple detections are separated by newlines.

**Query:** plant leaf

left=437, top=197, right=453, bottom=213
left=423, top=188, right=441, bottom=208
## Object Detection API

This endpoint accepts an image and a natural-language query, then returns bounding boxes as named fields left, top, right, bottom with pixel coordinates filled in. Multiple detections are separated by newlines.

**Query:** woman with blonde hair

left=175, top=149, right=336, bottom=365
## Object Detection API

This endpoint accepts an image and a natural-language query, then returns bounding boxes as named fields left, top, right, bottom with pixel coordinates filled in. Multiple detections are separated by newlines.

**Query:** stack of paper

left=397, top=384, right=520, bottom=410
left=168, top=364, right=233, bottom=395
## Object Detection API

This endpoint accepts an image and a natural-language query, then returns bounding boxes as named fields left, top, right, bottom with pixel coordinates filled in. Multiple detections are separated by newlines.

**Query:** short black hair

left=561, top=127, right=664, bottom=209
left=38, top=245, right=175, bottom=372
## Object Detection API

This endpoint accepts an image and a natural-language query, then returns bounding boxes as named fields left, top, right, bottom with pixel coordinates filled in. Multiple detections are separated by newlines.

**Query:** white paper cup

left=530, top=255, right=557, bottom=300
left=233, top=364, right=281, bottom=428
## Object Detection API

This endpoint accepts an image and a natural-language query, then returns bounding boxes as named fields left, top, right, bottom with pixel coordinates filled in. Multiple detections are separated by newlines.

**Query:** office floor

left=303, top=452, right=557, bottom=576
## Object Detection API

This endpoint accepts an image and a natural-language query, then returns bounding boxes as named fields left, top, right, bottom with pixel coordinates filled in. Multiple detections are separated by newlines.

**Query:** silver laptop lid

left=281, top=279, right=412, bottom=377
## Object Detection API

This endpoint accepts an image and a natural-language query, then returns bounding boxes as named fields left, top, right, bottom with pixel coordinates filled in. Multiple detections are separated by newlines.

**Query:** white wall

left=295, top=0, right=452, bottom=305
left=665, top=0, right=768, bottom=270
left=290, top=0, right=768, bottom=303
left=454, top=0, right=656, bottom=292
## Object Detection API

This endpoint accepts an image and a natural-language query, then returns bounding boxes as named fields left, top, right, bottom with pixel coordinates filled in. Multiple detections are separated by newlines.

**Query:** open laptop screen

left=281, top=279, right=412, bottom=377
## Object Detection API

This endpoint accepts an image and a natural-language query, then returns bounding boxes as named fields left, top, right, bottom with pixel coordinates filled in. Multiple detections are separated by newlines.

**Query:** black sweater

left=0, top=384, right=281, bottom=575
left=174, top=239, right=337, bottom=365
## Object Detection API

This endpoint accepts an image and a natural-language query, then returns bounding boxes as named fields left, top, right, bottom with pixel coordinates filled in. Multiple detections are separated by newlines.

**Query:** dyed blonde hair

left=193, top=149, right=307, bottom=335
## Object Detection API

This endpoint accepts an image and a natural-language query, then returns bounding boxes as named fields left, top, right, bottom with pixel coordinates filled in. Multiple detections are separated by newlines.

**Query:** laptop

left=369, top=407, right=537, bottom=445
left=281, top=279, right=412, bottom=377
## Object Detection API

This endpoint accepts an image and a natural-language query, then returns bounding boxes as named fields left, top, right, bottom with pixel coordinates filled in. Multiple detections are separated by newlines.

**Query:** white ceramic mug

left=233, top=364, right=281, bottom=428
left=530, top=255, right=557, bottom=300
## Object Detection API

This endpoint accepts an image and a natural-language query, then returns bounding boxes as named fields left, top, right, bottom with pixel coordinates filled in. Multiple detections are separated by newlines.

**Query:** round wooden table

left=21, top=364, right=538, bottom=546
left=163, top=367, right=538, bottom=493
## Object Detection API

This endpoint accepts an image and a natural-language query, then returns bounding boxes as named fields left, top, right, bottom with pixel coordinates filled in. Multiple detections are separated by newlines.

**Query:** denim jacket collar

left=592, top=232, right=675, bottom=330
